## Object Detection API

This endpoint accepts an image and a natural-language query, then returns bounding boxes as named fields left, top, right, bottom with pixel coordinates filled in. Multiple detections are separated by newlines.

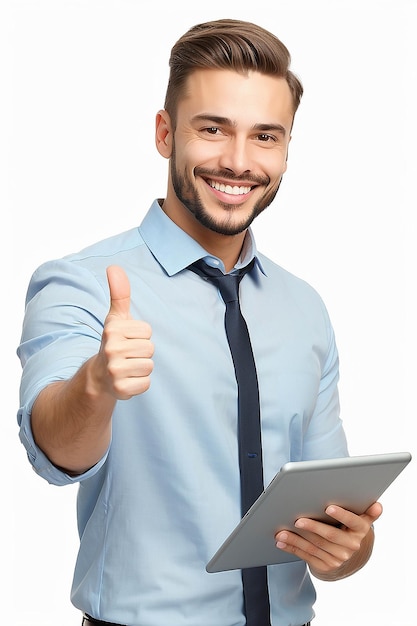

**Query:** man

left=17, top=18, right=382, bottom=626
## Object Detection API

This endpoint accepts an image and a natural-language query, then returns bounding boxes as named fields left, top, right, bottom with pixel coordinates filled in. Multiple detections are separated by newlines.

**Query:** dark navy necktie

left=189, top=258, right=271, bottom=626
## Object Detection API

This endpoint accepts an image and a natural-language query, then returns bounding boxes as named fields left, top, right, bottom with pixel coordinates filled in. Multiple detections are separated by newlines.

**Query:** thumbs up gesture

left=98, top=265, right=154, bottom=400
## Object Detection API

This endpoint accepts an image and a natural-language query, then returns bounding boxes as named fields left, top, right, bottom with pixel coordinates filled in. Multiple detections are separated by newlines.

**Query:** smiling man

left=17, top=18, right=382, bottom=626
left=156, top=69, right=294, bottom=269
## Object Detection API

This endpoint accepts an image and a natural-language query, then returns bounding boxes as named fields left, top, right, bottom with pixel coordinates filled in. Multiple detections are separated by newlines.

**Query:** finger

left=324, top=502, right=382, bottom=531
left=293, top=522, right=360, bottom=560
left=275, top=530, right=346, bottom=571
left=108, top=357, right=154, bottom=400
left=364, top=501, right=383, bottom=522
left=106, top=265, right=132, bottom=320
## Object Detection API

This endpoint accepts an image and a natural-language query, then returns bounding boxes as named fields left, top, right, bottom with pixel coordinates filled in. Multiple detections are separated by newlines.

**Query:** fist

left=99, top=265, right=154, bottom=399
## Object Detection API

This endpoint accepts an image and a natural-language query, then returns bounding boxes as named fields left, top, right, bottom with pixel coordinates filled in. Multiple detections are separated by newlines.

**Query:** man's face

left=161, top=69, right=294, bottom=237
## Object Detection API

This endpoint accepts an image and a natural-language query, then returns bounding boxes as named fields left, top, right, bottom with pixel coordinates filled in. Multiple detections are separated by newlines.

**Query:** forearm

left=31, top=354, right=115, bottom=474
left=311, top=525, right=375, bottom=582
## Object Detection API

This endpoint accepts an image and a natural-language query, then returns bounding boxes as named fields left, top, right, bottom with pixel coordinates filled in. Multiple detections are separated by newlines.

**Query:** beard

left=169, top=146, right=283, bottom=236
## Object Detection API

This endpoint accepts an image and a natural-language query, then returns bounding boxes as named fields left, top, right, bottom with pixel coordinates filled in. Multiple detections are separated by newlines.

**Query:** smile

left=208, top=180, right=252, bottom=195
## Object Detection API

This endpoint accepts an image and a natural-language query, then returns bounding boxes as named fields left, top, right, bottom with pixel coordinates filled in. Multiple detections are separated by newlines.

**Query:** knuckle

left=143, top=341, right=155, bottom=358
left=107, top=359, right=122, bottom=378
left=325, top=526, right=340, bottom=542
left=140, top=321, right=153, bottom=338
left=340, top=548, right=352, bottom=562
left=308, top=543, right=323, bottom=558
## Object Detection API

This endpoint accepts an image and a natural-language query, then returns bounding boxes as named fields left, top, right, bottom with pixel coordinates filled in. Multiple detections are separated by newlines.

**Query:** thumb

left=106, top=265, right=132, bottom=320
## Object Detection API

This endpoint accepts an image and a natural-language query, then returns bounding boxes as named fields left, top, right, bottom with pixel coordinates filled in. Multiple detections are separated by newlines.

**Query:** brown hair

left=164, top=19, right=303, bottom=127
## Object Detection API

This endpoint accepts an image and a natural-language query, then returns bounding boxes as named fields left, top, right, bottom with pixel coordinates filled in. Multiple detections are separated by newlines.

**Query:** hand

left=275, top=501, right=383, bottom=578
left=97, top=265, right=154, bottom=400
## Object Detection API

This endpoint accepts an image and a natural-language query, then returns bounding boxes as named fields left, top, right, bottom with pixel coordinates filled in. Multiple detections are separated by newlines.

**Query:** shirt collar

left=139, top=199, right=266, bottom=276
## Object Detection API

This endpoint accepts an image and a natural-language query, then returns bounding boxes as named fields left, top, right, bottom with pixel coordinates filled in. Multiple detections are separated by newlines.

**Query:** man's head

left=164, top=19, right=303, bottom=129
left=156, top=19, right=303, bottom=249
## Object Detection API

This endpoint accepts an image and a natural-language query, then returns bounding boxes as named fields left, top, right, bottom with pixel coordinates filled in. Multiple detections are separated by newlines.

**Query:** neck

left=161, top=198, right=247, bottom=272
left=201, top=231, right=246, bottom=272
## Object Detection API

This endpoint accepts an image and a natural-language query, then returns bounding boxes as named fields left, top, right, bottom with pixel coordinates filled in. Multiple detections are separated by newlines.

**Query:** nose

left=218, top=135, right=252, bottom=177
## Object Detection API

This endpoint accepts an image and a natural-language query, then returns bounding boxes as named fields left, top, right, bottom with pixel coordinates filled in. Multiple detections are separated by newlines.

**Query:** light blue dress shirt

left=17, top=199, right=348, bottom=626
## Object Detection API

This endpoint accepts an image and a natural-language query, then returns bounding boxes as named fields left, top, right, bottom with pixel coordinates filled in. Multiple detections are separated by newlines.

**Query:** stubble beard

left=169, top=147, right=282, bottom=236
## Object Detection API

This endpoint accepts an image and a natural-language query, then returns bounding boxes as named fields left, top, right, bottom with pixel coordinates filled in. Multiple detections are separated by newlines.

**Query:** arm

left=31, top=265, right=154, bottom=474
left=275, top=501, right=383, bottom=581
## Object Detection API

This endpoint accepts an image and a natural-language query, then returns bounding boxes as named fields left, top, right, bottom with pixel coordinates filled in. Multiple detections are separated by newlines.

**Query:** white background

left=3, top=0, right=416, bottom=624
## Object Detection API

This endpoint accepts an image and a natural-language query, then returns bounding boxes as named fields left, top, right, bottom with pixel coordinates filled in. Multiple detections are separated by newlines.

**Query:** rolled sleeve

left=18, top=401, right=108, bottom=486
left=16, top=259, right=110, bottom=485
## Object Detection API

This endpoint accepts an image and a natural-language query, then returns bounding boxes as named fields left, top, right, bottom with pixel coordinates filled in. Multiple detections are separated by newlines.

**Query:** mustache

left=194, top=167, right=270, bottom=186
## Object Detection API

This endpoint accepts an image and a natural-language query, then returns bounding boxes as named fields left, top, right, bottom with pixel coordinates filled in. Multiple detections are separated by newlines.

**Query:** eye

left=257, top=133, right=276, bottom=143
left=205, top=127, right=220, bottom=135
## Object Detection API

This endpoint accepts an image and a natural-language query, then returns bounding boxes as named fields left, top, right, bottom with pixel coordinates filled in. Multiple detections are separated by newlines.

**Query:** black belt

left=83, top=614, right=310, bottom=626
left=83, top=615, right=126, bottom=626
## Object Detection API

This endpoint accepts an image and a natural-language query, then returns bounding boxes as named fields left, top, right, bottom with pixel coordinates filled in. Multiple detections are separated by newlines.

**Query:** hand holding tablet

left=206, top=451, right=412, bottom=572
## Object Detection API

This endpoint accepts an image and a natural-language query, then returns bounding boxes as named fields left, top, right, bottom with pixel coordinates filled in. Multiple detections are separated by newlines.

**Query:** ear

left=155, top=109, right=173, bottom=158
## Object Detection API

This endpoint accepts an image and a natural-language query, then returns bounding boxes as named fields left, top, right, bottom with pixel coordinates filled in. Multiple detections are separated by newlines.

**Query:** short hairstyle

left=164, top=19, right=304, bottom=127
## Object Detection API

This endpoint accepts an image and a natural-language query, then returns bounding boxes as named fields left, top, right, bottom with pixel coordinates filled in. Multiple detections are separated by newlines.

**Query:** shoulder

left=25, top=227, right=145, bottom=305
left=63, top=226, right=144, bottom=265
left=258, top=252, right=324, bottom=301
left=255, top=252, right=334, bottom=335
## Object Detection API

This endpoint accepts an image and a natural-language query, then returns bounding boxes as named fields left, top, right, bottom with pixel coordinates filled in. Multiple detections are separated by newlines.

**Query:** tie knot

left=188, top=259, right=255, bottom=303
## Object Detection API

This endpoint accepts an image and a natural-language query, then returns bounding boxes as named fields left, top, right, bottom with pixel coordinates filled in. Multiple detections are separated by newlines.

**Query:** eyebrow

left=191, top=114, right=287, bottom=137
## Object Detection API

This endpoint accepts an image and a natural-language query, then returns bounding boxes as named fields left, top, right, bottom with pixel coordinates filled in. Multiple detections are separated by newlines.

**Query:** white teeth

left=209, top=180, right=251, bottom=195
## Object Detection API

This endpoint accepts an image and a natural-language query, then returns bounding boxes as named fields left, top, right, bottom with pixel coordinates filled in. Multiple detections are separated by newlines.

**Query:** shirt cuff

left=18, top=403, right=108, bottom=486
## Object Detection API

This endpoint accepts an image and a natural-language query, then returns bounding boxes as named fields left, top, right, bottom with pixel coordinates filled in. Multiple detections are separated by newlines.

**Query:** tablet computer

left=206, top=451, right=411, bottom=573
